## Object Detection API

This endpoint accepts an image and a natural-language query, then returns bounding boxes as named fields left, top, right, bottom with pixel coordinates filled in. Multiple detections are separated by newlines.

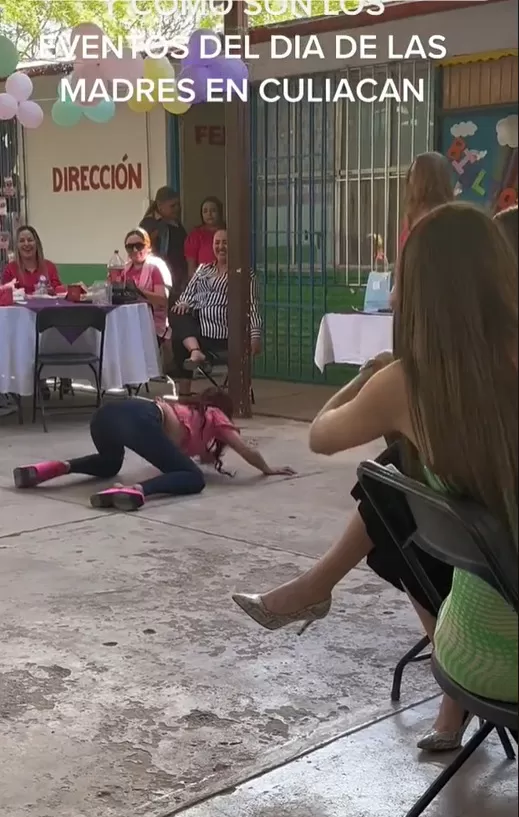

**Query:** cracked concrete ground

left=0, top=411, right=516, bottom=817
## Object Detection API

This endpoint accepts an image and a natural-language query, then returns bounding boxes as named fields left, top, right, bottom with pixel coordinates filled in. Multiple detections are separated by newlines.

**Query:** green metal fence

left=251, top=61, right=436, bottom=384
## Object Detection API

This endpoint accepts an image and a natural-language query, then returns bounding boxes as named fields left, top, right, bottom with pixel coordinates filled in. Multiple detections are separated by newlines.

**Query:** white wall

left=249, top=0, right=518, bottom=79
left=20, top=75, right=167, bottom=265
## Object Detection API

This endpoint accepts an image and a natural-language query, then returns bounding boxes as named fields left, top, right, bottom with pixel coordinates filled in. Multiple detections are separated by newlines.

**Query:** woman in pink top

left=13, top=388, right=295, bottom=511
left=184, top=197, right=226, bottom=279
left=122, top=228, right=172, bottom=344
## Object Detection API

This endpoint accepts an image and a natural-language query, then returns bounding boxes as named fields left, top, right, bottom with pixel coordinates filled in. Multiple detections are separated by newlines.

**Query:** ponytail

left=143, top=199, right=156, bottom=220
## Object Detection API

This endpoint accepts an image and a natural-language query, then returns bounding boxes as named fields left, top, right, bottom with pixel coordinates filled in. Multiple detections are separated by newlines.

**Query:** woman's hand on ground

left=263, top=466, right=297, bottom=476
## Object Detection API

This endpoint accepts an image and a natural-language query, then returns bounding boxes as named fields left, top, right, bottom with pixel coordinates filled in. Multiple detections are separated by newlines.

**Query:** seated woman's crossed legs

left=233, top=442, right=467, bottom=752
left=170, top=310, right=227, bottom=395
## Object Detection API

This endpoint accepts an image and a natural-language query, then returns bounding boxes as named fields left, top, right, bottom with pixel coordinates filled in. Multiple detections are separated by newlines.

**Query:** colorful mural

left=442, top=109, right=518, bottom=213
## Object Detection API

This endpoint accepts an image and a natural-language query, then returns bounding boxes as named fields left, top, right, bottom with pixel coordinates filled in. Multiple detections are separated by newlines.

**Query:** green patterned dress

left=427, top=471, right=518, bottom=702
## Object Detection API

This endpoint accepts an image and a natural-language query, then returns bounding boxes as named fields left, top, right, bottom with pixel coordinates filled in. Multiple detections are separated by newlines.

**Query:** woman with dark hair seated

left=170, top=228, right=261, bottom=396
left=234, top=201, right=519, bottom=752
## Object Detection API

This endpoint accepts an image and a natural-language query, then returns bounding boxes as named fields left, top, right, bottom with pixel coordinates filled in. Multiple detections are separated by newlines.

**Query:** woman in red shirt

left=2, top=225, right=62, bottom=294
left=184, top=197, right=226, bottom=280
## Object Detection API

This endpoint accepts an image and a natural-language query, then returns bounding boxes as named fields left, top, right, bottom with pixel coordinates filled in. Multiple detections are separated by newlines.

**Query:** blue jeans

left=69, top=399, right=205, bottom=497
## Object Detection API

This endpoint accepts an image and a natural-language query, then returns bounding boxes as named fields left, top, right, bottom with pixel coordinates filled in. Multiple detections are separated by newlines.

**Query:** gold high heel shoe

left=417, top=712, right=473, bottom=752
left=232, top=593, right=332, bottom=635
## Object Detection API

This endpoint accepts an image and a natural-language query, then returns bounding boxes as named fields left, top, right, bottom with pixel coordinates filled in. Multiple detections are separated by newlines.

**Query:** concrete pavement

left=0, top=411, right=515, bottom=817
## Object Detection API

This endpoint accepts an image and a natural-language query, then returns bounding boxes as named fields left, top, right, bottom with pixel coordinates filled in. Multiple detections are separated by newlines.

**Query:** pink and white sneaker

left=90, top=486, right=145, bottom=512
left=13, top=461, right=69, bottom=488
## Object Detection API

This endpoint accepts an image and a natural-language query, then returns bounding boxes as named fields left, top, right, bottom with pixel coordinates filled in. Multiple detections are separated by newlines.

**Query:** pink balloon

left=17, top=100, right=44, bottom=129
left=72, top=61, right=107, bottom=106
left=5, top=72, right=33, bottom=103
left=0, top=93, right=18, bottom=120
left=102, top=49, right=144, bottom=83
left=70, top=22, right=104, bottom=60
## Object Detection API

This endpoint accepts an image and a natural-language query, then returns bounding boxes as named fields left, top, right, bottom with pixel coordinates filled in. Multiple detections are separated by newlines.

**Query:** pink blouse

left=161, top=402, right=238, bottom=458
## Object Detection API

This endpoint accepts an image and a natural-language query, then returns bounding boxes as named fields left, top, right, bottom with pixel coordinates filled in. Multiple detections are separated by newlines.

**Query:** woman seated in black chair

left=169, top=228, right=261, bottom=397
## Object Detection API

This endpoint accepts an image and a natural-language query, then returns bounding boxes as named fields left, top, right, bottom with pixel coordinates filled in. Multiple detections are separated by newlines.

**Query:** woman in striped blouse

left=170, top=228, right=262, bottom=395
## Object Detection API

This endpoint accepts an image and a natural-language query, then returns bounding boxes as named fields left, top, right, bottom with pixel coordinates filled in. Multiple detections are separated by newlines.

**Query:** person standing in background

left=140, top=187, right=188, bottom=301
left=184, top=196, right=226, bottom=280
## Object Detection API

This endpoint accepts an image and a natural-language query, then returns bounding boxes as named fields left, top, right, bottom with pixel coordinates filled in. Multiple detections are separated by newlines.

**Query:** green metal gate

left=251, top=61, right=436, bottom=384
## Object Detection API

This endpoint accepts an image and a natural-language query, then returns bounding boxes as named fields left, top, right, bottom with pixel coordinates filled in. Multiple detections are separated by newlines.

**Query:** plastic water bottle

left=36, top=275, right=48, bottom=296
left=107, top=250, right=125, bottom=284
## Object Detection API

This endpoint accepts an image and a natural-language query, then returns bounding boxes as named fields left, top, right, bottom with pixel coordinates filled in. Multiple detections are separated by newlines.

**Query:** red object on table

left=0, top=286, right=14, bottom=306
left=66, top=285, right=83, bottom=302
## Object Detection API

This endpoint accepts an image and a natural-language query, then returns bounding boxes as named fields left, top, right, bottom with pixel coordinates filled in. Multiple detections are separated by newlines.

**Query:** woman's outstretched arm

left=219, top=429, right=295, bottom=476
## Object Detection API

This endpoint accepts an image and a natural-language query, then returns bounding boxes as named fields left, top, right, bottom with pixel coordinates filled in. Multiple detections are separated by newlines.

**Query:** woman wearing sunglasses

left=121, top=228, right=172, bottom=346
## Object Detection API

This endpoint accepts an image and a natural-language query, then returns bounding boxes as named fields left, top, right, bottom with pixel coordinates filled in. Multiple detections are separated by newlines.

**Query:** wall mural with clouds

left=442, top=108, right=518, bottom=213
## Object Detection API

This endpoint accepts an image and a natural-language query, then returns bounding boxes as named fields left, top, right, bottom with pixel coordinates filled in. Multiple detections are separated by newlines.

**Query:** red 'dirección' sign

left=52, top=162, right=143, bottom=192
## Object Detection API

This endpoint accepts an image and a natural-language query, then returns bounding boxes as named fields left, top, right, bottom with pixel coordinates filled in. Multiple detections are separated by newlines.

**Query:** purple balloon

left=210, top=56, right=249, bottom=85
left=184, top=29, right=209, bottom=67
left=178, top=65, right=211, bottom=105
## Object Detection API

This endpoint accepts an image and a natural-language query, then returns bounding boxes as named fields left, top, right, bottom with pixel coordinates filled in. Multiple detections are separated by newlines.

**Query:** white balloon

left=5, top=71, right=33, bottom=102
left=0, top=93, right=18, bottom=120
left=17, top=100, right=44, bottom=129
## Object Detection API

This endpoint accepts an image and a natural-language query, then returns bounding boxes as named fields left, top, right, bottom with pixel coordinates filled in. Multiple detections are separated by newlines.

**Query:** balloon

left=178, top=65, right=211, bottom=104
left=0, top=35, right=19, bottom=78
left=17, top=100, right=44, bottom=129
left=211, top=56, right=249, bottom=85
left=51, top=99, right=83, bottom=127
left=70, top=22, right=104, bottom=60
left=0, top=93, right=18, bottom=121
left=102, top=49, right=144, bottom=83
left=163, top=99, right=191, bottom=116
left=70, top=61, right=105, bottom=107
left=57, top=76, right=77, bottom=103
left=83, top=99, right=116, bottom=123
left=5, top=71, right=33, bottom=102
left=143, top=56, right=175, bottom=81
left=127, top=95, right=156, bottom=114
left=184, top=29, right=211, bottom=66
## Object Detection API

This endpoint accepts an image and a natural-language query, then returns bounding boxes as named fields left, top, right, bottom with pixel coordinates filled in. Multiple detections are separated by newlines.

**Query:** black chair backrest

left=357, top=460, right=518, bottom=614
left=36, top=305, right=107, bottom=335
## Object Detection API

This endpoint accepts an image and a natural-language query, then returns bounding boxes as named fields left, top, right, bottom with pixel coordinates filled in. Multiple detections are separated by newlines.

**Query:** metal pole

left=224, top=1, right=252, bottom=418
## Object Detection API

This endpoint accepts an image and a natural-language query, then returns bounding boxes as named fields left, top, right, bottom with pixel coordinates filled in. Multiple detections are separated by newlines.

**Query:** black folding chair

left=193, top=348, right=256, bottom=405
left=357, top=460, right=517, bottom=817
left=32, top=306, right=107, bottom=432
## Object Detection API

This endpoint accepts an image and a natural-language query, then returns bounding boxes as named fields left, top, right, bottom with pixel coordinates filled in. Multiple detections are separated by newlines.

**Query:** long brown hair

left=396, top=202, right=518, bottom=544
left=494, top=204, right=518, bottom=258
left=180, top=387, right=234, bottom=473
left=404, top=152, right=454, bottom=229
left=15, top=225, right=46, bottom=276
left=143, top=186, right=179, bottom=220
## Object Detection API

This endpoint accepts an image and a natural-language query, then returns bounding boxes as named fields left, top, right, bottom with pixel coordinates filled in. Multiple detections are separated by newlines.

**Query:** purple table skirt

left=20, top=299, right=116, bottom=343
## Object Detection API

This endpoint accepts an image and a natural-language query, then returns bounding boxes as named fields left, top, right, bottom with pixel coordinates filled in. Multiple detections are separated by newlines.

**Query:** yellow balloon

left=163, top=99, right=191, bottom=116
left=127, top=95, right=156, bottom=113
left=143, top=56, right=175, bottom=81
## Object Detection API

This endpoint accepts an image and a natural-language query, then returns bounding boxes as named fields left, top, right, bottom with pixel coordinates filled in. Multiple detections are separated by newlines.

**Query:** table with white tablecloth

left=0, top=302, right=161, bottom=396
left=314, top=312, right=393, bottom=371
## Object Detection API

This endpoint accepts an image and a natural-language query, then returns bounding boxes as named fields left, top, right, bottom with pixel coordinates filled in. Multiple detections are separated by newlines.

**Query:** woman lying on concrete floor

left=13, top=389, right=295, bottom=512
